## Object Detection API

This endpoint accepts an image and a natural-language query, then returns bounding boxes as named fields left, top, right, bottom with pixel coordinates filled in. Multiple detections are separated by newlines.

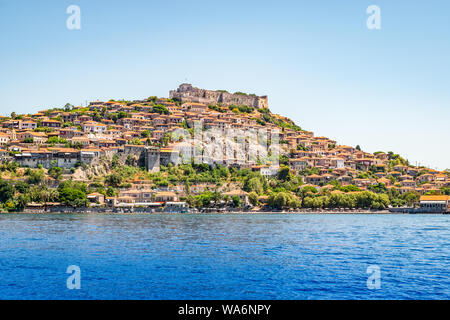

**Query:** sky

left=0, top=0, right=449, bottom=170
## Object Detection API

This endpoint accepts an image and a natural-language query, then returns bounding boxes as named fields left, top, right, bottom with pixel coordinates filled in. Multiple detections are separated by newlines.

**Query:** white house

left=0, top=133, right=10, bottom=145
left=260, top=166, right=279, bottom=177
left=81, top=121, right=107, bottom=134
left=19, top=121, right=37, bottom=130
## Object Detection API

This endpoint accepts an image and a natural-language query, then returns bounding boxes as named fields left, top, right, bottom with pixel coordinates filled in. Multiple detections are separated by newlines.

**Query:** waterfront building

left=419, top=195, right=449, bottom=213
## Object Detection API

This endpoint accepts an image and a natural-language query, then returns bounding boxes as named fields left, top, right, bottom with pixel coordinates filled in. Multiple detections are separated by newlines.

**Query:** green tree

left=14, top=194, right=30, bottom=212
left=105, top=173, right=123, bottom=187
left=26, top=169, right=45, bottom=185
left=131, top=138, right=143, bottom=145
left=279, top=155, right=289, bottom=166
left=0, top=180, right=15, bottom=203
left=64, top=103, right=74, bottom=111
left=106, top=186, right=116, bottom=197
left=47, top=136, right=67, bottom=146
left=231, top=196, right=241, bottom=208
left=441, top=187, right=450, bottom=195
left=152, top=104, right=169, bottom=115
left=243, top=176, right=264, bottom=195
left=15, top=181, right=30, bottom=194
left=368, top=183, right=387, bottom=193
left=248, top=192, right=259, bottom=206
left=402, top=191, right=420, bottom=207
left=125, top=155, right=137, bottom=166
left=111, top=154, right=120, bottom=169
left=48, top=167, right=63, bottom=180
left=58, top=183, right=88, bottom=207
left=268, top=191, right=300, bottom=209
left=277, top=166, right=291, bottom=181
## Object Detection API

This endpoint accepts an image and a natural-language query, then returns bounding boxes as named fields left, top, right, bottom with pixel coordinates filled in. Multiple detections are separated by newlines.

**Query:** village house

left=329, top=158, right=345, bottom=169
left=419, top=195, right=449, bottom=213
left=41, top=120, right=62, bottom=128
left=305, top=174, right=324, bottom=185
left=70, top=137, right=90, bottom=146
left=259, top=166, right=279, bottom=177
left=337, top=175, right=353, bottom=185
left=0, top=132, right=10, bottom=145
left=182, top=102, right=208, bottom=113
left=399, top=186, right=415, bottom=194
left=406, top=167, right=419, bottom=176
left=82, top=121, right=107, bottom=134
left=355, top=158, right=376, bottom=171
left=80, top=148, right=102, bottom=165
left=417, top=173, right=435, bottom=184
left=152, top=130, right=164, bottom=140
left=374, top=152, right=389, bottom=161
left=352, top=178, right=374, bottom=188
left=59, top=128, right=84, bottom=139
left=14, top=150, right=53, bottom=168
left=19, top=121, right=37, bottom=130
left=377, top=177, right=391, bottom=186
left=401, top=179, right=416, bottom=188
left=61, top=112, right=78, bottom=123
left=223, top=189, right=249, bottom=205
left=155, top=191, right=177, bottom=203
left=389, top=171, right=402, bottom=178
left=50, top=148, right=80, bottom=168
left=289, top=159, right=308, bottom=173
left=393, top=165, right=407, bottom=173
left=96, top=140, right=117, bottom=148
left=87, top=193, right=105, bottom=205
left=118, top=190, right=143, bottom=202
left=17, top=131, right=48, bottom=144
left=77, top=115, right=93, bottom=123
left=2, top=120, right=21, bottom=129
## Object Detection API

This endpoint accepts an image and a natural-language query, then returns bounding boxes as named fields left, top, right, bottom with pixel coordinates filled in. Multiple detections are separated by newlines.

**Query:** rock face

left=169, top=83, right=269, bottom=109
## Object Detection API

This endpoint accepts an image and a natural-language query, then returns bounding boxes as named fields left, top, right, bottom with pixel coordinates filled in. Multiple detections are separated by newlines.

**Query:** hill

left=0, top=84, right=448, bottom=212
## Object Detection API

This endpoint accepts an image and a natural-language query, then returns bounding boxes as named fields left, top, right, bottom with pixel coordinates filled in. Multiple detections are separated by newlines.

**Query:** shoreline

left=4, top=206, right=448, bottom=215
left=0, top=209, right=433, bottom=215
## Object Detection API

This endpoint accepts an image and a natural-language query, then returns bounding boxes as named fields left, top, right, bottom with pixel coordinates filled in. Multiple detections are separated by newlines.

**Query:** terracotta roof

left=155, top=191, right=176, bottom=196
left=420, top=195, right=449, bottom=201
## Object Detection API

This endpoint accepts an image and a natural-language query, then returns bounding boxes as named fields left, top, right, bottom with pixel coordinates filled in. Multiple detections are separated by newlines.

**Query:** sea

left=0, top=213, right=448, bottom=300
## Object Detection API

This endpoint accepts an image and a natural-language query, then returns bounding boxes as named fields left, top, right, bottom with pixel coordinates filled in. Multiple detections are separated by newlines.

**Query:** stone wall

left=169, top=84, right=268, bottom=109
left=146, top=146, right=161, bottom=173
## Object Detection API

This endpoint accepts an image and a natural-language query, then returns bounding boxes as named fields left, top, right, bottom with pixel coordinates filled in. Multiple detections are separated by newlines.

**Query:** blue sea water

left=0, top=213, right=448, bottom=300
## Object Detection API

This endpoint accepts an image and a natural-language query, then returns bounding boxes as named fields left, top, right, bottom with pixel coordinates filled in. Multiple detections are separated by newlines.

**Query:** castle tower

left=146, top=146, right=160, bottom=172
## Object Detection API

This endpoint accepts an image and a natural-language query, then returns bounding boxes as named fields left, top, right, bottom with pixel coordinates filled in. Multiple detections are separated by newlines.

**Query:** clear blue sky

left=0, top=0, right=449, bottom=170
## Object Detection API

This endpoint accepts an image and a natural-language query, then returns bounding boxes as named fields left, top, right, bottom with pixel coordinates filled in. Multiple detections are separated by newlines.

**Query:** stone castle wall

left=116, top=145, right=160, bottom=172
left=169, top=84, right=268, bottom=109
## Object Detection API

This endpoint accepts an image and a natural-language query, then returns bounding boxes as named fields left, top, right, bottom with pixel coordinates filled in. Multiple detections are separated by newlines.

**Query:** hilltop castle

left=169, top=84, right=269, bottom=109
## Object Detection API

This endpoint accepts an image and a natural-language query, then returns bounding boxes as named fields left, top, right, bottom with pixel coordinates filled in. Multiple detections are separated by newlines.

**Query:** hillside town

left=0, top=84, right=449, bottom=213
